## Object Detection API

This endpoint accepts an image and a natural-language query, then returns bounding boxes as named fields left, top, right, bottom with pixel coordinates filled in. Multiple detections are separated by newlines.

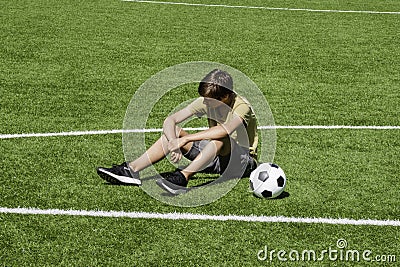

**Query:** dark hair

left=198, top=69, right=235, bottom=100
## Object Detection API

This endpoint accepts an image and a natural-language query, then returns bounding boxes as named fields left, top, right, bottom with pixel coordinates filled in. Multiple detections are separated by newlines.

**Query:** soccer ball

left=249, top=163, right=286, bottom=198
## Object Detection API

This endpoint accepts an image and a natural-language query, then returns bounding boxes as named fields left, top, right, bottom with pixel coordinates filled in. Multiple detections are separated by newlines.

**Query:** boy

left=97, top=69, right=258, bottom=195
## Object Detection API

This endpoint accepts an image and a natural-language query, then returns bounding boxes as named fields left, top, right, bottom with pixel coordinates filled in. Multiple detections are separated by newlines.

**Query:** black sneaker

left=156, top=170, right=189, bottom=195
left=96, top=162, right=141, bottom=185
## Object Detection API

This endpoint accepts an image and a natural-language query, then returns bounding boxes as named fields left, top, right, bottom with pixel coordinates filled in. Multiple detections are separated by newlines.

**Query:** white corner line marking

left=0, top=207, right=399, bottom=226
left=1, top=126, right=399, bottom=139
left=121, top=0, right=400, bottom=15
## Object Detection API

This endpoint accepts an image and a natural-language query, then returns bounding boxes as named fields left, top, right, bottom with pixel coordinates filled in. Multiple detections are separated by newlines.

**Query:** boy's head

left=198, top=69, right=235, bottom=101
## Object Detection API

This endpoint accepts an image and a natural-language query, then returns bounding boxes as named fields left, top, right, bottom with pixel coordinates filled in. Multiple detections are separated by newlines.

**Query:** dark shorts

left=183, top=139, right=257, bottom=178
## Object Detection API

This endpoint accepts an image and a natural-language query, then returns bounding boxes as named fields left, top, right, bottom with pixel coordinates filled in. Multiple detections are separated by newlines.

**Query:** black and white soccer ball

left=249, top=163, right=286, bottom=198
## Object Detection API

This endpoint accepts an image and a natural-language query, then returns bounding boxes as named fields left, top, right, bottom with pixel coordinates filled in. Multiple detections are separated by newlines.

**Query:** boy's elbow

left=163, top=116, right=174, bottom=127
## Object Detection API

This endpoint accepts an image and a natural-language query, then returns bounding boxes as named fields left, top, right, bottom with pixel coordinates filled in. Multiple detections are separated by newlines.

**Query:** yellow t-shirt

left=187, top=96, right=258, bottom=158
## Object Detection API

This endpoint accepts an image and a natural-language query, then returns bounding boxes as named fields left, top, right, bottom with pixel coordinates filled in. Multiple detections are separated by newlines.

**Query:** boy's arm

left=163, top=107, right=194, bottom=140
left=167, top=115, right=244, bottom=152
left=186, top=115, right=243, bottom=141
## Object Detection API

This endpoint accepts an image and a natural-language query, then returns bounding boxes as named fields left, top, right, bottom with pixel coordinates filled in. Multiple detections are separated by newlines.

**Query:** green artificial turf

left=1, top=0, right=399, bottom=266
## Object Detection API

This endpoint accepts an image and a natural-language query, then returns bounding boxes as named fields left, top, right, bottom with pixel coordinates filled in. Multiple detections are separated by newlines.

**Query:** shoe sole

left=156, top=178, right=189, bottom=195
left=97, top=168, right=141, bottom=186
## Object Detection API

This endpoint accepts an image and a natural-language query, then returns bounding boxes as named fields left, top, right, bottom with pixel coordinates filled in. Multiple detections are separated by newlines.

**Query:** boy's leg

left=181, top=137, right=255, bottom=179
left=128, top=127, right=192, bottom=172
left=180, top=139, right=224, bottom=179
left=156, top=139, right=224, bottom=195
left=97, top=126, right=192, bottom=185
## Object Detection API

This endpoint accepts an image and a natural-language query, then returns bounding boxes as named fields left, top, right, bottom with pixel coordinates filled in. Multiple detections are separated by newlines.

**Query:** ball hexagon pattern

left=249, top=163, right=286, bottom=198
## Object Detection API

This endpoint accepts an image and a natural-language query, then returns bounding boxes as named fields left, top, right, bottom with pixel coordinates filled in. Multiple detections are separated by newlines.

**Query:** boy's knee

left=202, top=139, right=225, bottom=156
left=176, top=126, right=189, bottom=138
left=199, top=139, right=223, bottom=154
left=210, top=139, right=224, bottom=150
left=213, top=137, right=231, bottom=156
left=174, top=126, right=181, bottom=136
left=160, top=134, right=169, bottom=152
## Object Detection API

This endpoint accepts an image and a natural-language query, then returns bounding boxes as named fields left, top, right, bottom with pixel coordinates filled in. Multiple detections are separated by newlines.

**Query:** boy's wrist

left=182, top=135, right=188, bottom=144
left=182, top=135, right=191, bottom=144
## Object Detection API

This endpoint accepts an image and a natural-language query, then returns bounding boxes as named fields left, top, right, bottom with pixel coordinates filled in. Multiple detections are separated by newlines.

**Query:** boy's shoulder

left=187, top=97, right=206, bottom=116
left=233, top=95, right=252, bottom=111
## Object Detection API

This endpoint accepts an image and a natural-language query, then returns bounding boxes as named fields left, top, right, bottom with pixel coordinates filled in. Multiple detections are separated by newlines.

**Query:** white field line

left=0, top=207, right=399, bottom=226
left=122, top=0, right=400, bottom=15
left=1, top=125, right=399, bottom=139
left=1, top=126, right=399, bottom=139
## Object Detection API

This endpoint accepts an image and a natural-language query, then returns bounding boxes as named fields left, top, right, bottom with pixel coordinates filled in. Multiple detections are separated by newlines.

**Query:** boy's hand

left=168, top=137, right=187, bottom=152
left=170, top=150, right=182, bottom=163
left=168, top=137, right=188, bottom=163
